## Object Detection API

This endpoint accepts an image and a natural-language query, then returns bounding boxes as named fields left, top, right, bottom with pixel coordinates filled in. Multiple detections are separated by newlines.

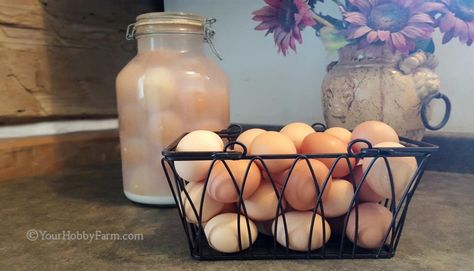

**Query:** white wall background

left=165, top=0, right=474, bottom=133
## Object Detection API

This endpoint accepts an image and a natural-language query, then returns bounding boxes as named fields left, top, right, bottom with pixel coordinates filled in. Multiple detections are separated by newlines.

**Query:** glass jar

left=116, top=12, right=230, bottom=205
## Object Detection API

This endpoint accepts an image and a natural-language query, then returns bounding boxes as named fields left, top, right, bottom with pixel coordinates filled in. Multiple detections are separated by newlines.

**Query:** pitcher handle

left=420, top=92, right=451, bottom=130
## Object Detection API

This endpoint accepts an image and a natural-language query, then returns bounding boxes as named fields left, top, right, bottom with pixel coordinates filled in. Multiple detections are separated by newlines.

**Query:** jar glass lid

left=126, top=12, right=222, bottom=60
left=127, top=12, right=205, bottom=39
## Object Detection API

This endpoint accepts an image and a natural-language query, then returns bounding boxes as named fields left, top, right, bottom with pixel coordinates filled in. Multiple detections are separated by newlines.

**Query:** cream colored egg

left=176, top=130, right=224, bottom=151
left=325, top=127, right=352, bottom=143
left=280, top=122, right=315, bottom=152
left=174, top=161, right=211, bottom=182
left=362, top=142, right=417, bottom=198
left=234, top=128, right=266, bottom=153
left=119, top=104, right=143, bottom=137
left=175, top=130, right=224, bottom=182
left=319, top=179, right=354, bottom=218
left=250, top=131, right=297, bottom=173
left=346, top=203, right=393, bottom=249
left=243, top=180, right=285, bottom=221
left=142, top=67, right=177, bottom=110
left=147, top=111, right=185, bottom=148
left=181, top=182, right=224, bottom=224
left=204, top=213, right=258, bottom=253
left=273, top=211, right=331, bottom=251
left=121, top=138, right=148, bottom=165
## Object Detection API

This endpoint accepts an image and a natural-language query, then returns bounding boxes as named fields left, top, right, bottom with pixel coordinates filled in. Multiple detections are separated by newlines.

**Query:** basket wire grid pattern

left=161, top=124, right=438, bottom=260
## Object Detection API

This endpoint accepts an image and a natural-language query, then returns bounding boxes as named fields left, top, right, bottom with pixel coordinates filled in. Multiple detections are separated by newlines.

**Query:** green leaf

left=415, top=39, right=435, bottom=54
left=318, top=27, right=349, bottom=54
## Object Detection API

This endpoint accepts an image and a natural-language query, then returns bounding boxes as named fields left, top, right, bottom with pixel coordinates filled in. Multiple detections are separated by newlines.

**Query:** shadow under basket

left=161, top=124, right=438, bottom=260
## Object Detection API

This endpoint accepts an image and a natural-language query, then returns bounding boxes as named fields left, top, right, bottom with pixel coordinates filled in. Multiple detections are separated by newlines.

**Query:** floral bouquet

left=252, top=0, right=474, bottom=55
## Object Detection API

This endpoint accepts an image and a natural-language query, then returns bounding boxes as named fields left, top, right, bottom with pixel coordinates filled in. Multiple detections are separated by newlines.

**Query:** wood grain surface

left=0, top=0, right=160, bottom=124
left=0, top=129, right=120, bottom=182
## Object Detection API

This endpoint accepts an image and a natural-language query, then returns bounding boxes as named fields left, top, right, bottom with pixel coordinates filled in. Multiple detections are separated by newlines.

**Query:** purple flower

left=252, top=0, right=317, bottom=55
left=343, top=0, right=441, bottom=54
left=438, top=0, right=474, bottom=45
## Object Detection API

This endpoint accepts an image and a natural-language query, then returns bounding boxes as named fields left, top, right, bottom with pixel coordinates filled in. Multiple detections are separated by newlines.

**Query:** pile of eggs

left=175, top=121, right=417, bottom=253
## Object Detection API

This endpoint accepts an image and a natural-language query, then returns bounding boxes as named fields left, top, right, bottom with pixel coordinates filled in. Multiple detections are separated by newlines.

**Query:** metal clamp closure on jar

left=125, top=12, right=222, bottom=60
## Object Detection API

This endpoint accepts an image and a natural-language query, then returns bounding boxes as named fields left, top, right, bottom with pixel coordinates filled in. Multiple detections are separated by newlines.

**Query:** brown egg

left=301, top=132, right=356, bottom=178
left=175, top=130, right=224, bottom=182
left=181, top=182, right=224, bottom=224
left=249, top=131, right=297, bottom=173
left=243, top=180, right=285, bottom=221
left=282, top=159, right=332, bottom=211
left=350, top=121, right=399, bottom=153
left=204, top=213, right=258, bottom=253
left=362, top=142, right=417, bottom=199
left=324, top=127, right=352, bottom=143
left=207, top=160, right=261, bottom=203
left=280, top=122, right=315, bottom=152
left=351, top=165, right=385, bottom=202
left=346, top=203, right=393, bottom=249
left=273, top=211, right=331, bottom=251
left=234, top=128, right=266, bottom=153
left=319, top=179, right=354, bottom=218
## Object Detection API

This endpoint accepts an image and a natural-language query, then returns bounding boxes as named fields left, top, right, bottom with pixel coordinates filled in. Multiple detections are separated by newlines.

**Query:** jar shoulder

left=117, top=51, right=229, bottom=93
left=116, top=54, right=147, bottom=84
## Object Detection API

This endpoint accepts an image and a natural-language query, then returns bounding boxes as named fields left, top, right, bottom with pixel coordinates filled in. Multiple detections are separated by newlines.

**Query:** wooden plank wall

left=0, top=0, right=160, bottom=124
left=0, top=129, right=120, bottom=182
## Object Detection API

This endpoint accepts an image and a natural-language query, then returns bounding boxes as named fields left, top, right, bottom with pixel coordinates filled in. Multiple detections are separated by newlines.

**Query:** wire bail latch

left=204, top=18, right=223, bottom=60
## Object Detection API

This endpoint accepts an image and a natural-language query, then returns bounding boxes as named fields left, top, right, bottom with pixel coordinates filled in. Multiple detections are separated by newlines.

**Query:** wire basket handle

left=311, top=122, right=327, bottom=132
left=347, top=139, right=373, bottom=156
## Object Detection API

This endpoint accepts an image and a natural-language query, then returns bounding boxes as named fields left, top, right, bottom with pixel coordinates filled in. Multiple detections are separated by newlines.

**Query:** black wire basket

left=161, top=124, right=438, bottom=260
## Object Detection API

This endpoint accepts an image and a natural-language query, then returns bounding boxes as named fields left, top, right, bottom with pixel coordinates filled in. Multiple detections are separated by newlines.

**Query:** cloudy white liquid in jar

left=116, top=13, right=230, bottom=205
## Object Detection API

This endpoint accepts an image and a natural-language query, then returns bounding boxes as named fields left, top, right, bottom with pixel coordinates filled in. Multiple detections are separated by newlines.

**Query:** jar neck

left=137, top=34, right=205, bottom=55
